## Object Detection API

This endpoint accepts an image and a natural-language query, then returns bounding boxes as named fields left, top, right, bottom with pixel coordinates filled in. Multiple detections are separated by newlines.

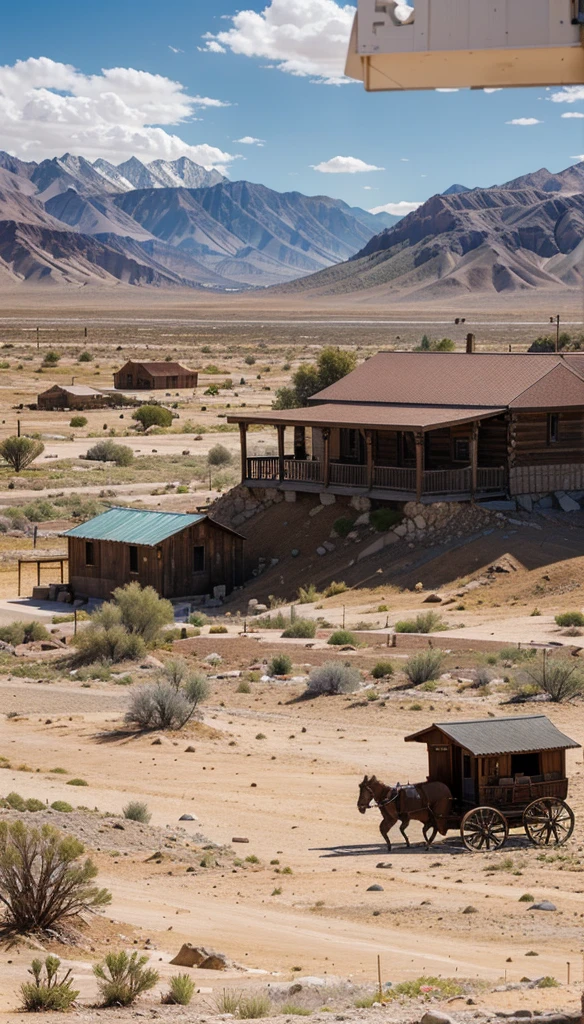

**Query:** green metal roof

left=406, top=715, right=580, bottom=756
left=64, top=507, right=206, bottom=547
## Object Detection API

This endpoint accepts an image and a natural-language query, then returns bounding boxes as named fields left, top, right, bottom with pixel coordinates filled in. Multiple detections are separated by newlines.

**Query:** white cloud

left=0, top=56, right=235, bottom=169
left=202, top=41, right=227, bottom=54
left=562, top=111, right=584, bottom=119
left=168, top=46, right=184, bottom=54
left=483, top=88, right=502, bottom=93
left=369, top=200, right=422, bottom=215
left=202, top=0, right=356, bottom=85
left=312, top=155, right=384, bottom=174
left=400, top=157, right=409, bottom=162
left=571, top=154, right=584, bottom=161
left=235, top=135, right=265, bottom=146
left=436, top=88, right=459, bottom=93
left=549, top=85, right=584, bottom=103
left=506, top=117, right=542, bottom=125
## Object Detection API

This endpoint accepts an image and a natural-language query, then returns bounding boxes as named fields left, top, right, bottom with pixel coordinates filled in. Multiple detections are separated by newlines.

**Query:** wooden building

left=114, top=361, right=198, bottom=391
left=405, top=715, right=580, bottom=813
left=37, top=384, right=111, bottom=411
left=228, top=351, right=584, bottom=502
left=64, top=507, right=244, bottom=601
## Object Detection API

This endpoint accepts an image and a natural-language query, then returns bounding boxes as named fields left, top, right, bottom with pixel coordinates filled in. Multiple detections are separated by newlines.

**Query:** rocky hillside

left=276, top=162, right=584, bottom=299
left=0, top=151, right=396, bottom=291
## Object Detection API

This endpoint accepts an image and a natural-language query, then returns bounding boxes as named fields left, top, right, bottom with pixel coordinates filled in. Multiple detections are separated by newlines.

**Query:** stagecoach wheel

left=523, top=798, right=575, bottom=847
left=460, top=806, right=508, bottom=852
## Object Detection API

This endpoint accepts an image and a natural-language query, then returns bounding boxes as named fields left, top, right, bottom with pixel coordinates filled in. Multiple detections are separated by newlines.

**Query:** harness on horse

left=363, top=781, right=431, bottom=815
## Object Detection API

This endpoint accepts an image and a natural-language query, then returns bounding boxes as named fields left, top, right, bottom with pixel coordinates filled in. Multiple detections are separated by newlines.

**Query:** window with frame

left=193, top=546, right=205, bottom=573
left=129, top=545, right=139, bottom=574
left=453, top=438, right=470, bottom=463
left=547, top=413, right=559, bottom=445
left=85, top=541, right=94, bottom=567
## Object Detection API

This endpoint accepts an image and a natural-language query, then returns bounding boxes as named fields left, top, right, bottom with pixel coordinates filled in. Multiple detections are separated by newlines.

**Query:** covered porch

left=227, top=403, right=508, bottom=503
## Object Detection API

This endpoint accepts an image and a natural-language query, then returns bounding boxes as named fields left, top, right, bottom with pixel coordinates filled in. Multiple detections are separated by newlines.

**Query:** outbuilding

left=37, top=384, right=111, bottom=411
left=114, top=361, right=198, bottom=390
left=64, top=507, right=244, bottom=601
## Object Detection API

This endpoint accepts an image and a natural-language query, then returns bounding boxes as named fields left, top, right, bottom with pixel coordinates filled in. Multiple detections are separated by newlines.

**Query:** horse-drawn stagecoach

left=359, top=715, right=580, bottom=852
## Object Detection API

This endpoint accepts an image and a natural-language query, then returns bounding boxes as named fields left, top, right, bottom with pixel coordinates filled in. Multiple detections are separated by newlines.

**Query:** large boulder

left=170, top=944, right=208, bottom=967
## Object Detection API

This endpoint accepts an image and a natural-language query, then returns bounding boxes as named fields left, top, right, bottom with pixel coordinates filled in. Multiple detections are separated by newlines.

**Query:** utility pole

left=550, top=314, right=560, bottom=352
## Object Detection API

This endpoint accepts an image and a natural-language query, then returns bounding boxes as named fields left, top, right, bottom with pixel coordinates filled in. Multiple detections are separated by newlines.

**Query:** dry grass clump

left=21, top=956, right=79, bottom=1011
left=93, top=951, right=159, bottom=1007
left=306, top=662, right=360, bottom=695
left=394, top=612, right=445, bottom=634
left=404, top=650, right=444, bottom=685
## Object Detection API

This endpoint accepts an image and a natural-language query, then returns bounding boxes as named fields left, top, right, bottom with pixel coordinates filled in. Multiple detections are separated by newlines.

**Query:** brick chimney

left=466, top=333, right=476, bottom=354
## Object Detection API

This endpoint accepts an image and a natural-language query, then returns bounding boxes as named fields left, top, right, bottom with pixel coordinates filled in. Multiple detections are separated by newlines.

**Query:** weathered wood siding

left=477, top=415, right=507, bottom=467
left=69, top=520, right=243, bottom=601
left=37, top=387, right=109, bottom=411
left=512, top=411, right=584, bottom=466
left=113, top=361, right=198, bottom=390
left=510, top=463, right=584, bottom=495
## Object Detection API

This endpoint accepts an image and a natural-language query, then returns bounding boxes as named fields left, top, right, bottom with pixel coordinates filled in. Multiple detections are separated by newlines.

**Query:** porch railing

left=329, top=462, right=367, bottom=487
left=246, top=457, right=279, bottom=480
left=284, top=459, right=323, bottom=483
left=373, top=465, right=417, bottom=491
left=423, top=467, right=472, bottom=494
left=477, top=466, right=506, bottom=492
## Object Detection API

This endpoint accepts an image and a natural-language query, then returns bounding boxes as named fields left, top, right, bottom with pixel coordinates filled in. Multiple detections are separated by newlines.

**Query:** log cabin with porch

left=64, top=507, right=244, bottom=601
left=114, top=361, right=198, bottom=391
left=228, top=350, right=584, bottom=503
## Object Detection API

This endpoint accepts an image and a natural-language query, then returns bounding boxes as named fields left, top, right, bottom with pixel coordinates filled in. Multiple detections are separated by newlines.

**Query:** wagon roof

left=405, top=715, right=580, bottom=756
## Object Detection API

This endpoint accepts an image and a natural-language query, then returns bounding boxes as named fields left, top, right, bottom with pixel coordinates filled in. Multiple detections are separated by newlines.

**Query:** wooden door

left=429, top=744, right=451, bottom=785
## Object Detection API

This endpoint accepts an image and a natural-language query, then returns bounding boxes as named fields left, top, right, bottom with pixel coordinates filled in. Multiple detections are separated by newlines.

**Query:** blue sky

left=1, top=0, right=583, bottom=214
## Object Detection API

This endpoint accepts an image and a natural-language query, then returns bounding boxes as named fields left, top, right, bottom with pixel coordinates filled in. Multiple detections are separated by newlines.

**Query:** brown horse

left=357, top=774, right=451, bottom=852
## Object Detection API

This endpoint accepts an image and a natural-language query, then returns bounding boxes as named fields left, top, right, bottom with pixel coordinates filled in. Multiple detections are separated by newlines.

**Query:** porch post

left=470, top=422, right=479, bottom=497
left=277, top=424, right=285, bottom=482
left=415, top=431, right=424, bottom=502
left=365, top=430, right=373, bottom=490
left=239, top=422, right=248, bottom=484
left=323, top=428, right=331, bottom=488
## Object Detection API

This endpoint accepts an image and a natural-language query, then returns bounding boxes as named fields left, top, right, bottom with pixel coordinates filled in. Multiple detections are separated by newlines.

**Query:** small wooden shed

left=64, top=507, right=244, bottom=601
left=114, top=361, right=198, bottom=391
left=406, top=715, right=580, bottom=811
left=37, top=384, right=110, bottom=411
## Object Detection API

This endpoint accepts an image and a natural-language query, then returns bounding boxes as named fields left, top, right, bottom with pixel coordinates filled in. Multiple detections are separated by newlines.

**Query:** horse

left=357, top=774, right=451, bottom=852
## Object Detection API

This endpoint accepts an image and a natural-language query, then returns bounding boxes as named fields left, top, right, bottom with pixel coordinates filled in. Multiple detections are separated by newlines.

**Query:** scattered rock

left=316, top=546, right=327, bottom=556
left=232, top=837, right=249, bottom=843
left=423, top=593, right=442, bottom=604
left=367, top=884, right=384, bottom=892
left=529, top=901, right=556, bottom=912
left=555, top=491, right=580, bottom=512
left=200, top=952, right=229, bottom=971
left=319, top=493, right=336, bottom=506
left=170, top=944, right=208, bottom=968
left=421, top=1012, right=455, bottom=1024
left=462, top=905, right=478, bottom=914
left=375, top=862, right=392, bottom=869
left=179, top=814, right=196, bottom=821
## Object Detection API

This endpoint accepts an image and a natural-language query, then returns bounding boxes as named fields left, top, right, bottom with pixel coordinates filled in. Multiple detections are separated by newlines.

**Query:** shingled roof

left=405, top=715, right=580, bottom=756
left=311, top=353, right=584, bottom=410
left=125, top=361, right=195, bottom=375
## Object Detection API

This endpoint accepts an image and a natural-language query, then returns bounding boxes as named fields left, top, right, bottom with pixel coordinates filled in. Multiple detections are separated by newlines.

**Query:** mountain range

left=277, top=163, right=584, bottom=300
left=0, top=152, right=398, bottom=291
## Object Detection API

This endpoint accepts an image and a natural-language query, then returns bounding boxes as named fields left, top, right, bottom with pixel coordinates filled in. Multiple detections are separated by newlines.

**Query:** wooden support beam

left=365, top=430, right=373, bottom=490
left=323, top=428, right=331, bottom=488
left=277, top=425, right=285, bottom=482
left=415, top=431, right=424, bottom=502
left=239, top=422, right=248, bottom=484
left=470, top=422, right=479, bottom=497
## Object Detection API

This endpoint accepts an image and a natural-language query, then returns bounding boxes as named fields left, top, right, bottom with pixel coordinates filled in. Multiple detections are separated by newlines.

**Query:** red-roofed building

left=227, top=351, right=584, bottom=502
left=114, top=360, right=198, bottom=390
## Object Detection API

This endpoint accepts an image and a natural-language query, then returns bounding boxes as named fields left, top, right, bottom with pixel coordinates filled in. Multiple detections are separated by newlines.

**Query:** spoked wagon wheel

left=461, top=806, right=508, bottom=852
left=523, top=798, right=575, bottom=847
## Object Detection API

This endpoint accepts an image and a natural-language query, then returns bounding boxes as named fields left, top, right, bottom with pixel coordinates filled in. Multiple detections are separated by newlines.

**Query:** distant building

left=37, top=384, right=111, bottom=411
left=114, top=360, right=198, bottom=390
left=64, top=506, right=244, bottom=601
left=228, top=351, right=584, bottom=502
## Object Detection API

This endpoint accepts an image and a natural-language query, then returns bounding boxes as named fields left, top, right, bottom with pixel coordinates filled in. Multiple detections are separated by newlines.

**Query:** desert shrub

left=0, top=620, right=49, bottom=646
left=21, top=956, right=79, bottom=1011
left=555, top=611, right=584, bottom=627
left=237, top=680, right=251, bottom=693
left=524, top=655, right=584, bottom=703
left=216, top=990, right=243, bottom=1015
left=405, top=650, right=444, bottom=685
left=69, top=415, right=88, bottom=428
left=3, top=792, right=26, bottom=811
left=113, top=582, right=174, bottom=642
left=269, top=653, right=292, bottom=676
left=208, top=443, right=232, bottom=466
left=77, top=662, right=112, bottom=682
left=333, top=518, right=354, bottom=538
left=370, top=507, right=401, bottom=532
left=24, top=798, right=46, bottom=812
left=93, top=950, right=159, bottom=1007
left=327, top=629, right=357, bottom=646
left=253, top=611, right=288, bottom=629
left=126, top=668, right=209, bottom=731
left=42, top=350, right=60, bottom=365
left=394, top=611, right=445, bottom=634
left=85, top=440, right=134, bottom=466
left=78, top=350, right=93, bottom=362
left=66, top=779, right=88, bottom=786
left=0, top=820, right=110, bottom=932
left=297, top=583, right=320, bottom=603
left=238, top=993, right=272, bottom=1019
left=50, top=801, right=73, bottom=813
left=537, top=977, right=559, bottom=988
left=306, top=661, right=361, bottom=695
left=189, top=611, right=208, bottom=627
left=133, top=405, right=173, bottom=431
left=282, top=619, right=316, bottom=639
left=498, top=646, right=535, bottom=664
left=323, top=581, right=348, bottom=598
left=0, top=436, right=45, bottom=473
left=73, top=612, right=145, bottom=664
left=387, top=976, right=462, bottom=999
left=123, top=801, right=151, bottom=824
left=372, top=660, right=394, bottom=679
left=280, top=1005, right=311, bottom=1016
left=209, top=624, right=228, bottom=634
left=163, top=973, right=195, bottom=1005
